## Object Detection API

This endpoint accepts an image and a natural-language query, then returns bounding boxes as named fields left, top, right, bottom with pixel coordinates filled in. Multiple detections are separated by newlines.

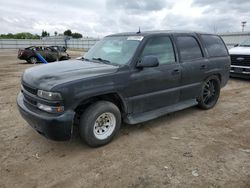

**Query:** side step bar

left=124, top=99, right=198, bottom=124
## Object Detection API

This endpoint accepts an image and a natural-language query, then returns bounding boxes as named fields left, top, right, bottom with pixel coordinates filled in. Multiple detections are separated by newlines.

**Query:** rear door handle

left=200, top=64, right=207, bottom=70
left=172, top=69, right=180, bottom=75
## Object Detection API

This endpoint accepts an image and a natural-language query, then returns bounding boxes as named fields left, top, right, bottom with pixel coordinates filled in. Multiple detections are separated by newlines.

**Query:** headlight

left=37, top=90, right=62, bottom=100
left=37, top=103, right=64, bottom=113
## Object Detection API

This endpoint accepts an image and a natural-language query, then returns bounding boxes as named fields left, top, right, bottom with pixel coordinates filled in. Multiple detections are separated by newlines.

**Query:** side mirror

left=234, top=44, right=239, bottom=47
left=137, top=55, right=159, bottom=68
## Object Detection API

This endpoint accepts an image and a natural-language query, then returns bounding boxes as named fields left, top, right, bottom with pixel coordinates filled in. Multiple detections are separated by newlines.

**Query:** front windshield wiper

left=240, top=45, right=250, bottom=47
left=92, top=57, right=111, bottom=64
left=79, top=57, right=90, bottom=61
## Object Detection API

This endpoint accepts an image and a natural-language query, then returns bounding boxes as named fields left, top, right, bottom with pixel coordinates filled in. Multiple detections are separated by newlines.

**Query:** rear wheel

left=79, top=101, right=121, bottom=147
left=198, top=76, right=221, bottom=109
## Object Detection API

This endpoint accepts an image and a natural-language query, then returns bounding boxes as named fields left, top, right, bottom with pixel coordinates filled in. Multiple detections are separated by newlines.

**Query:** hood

left=229, top=46, right=250, bottom=55
left=22, top=59, right=118, bottom=90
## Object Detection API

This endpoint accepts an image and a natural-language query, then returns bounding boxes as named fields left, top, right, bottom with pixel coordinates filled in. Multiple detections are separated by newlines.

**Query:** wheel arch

left=213, top=73, right=222, bottom=83
left=204, top=73, right=222, bottom=84
left=74, top=92, right=127, bottom=118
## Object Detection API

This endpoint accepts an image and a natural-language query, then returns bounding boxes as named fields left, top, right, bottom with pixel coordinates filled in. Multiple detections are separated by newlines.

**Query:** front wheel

left=28, top=56, right=38, bottom=64
left=197, top=76, right=221, bottom=109
left=79, top=101, right=121, bottom=147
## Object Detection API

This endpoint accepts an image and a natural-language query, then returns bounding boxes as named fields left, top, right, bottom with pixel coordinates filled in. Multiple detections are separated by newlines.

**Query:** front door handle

left=172, top=69, right=180, bottom=75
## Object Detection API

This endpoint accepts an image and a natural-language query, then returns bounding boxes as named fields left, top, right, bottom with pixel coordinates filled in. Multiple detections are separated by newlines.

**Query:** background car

left=229, top=39, right=250, bottom=79
left=18, top=46, right=70, bottom=64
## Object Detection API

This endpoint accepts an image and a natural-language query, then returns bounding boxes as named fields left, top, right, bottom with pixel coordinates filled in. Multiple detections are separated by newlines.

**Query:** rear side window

left=176, top=36, right=203, bottom=61
left=201, top=35, right=228, bottom=57
left=141, top=36, right=175, bottom=65
left=35, top=47, right=41, bottom=51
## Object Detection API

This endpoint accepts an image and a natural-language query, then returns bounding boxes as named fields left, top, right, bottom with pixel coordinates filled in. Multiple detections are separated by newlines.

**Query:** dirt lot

left=0, top=49, right=249, bottom=188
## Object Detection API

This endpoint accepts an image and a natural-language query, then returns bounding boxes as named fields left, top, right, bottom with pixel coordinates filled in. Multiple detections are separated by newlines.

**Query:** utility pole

left=241, top=21, right=247, bottom=32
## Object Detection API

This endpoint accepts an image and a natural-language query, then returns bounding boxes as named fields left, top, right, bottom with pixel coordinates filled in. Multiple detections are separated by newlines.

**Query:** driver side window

left=141, top=36, right=176, bottom=65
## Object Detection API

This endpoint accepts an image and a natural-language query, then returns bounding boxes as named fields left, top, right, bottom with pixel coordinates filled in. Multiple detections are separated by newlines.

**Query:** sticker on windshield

left=127, top=36, right=144, bottom=41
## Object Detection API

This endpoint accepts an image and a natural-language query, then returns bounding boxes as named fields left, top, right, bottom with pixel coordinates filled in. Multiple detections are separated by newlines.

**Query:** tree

left=6, top=33, right=14, bottom=38
left=0, top=32, right=40, bottom=39
left=64, top=29, right=72, bottom=36
left=41, top=30, right=49, bottom=37
left=34, top=34, right=40, bottom=39
left=54, top=31, right=58, bottom=36
left=72, top=32, right=83, bottom=38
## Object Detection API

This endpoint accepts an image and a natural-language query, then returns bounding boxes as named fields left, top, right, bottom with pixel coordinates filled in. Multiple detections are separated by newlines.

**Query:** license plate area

left=234, top=67, right=243, bottom=73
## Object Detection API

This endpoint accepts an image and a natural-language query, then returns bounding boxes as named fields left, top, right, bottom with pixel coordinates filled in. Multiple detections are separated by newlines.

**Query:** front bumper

left=17, top=92, right=75, bottom=141
left=17, top=55, right=25, bottom=60
left=230, top=65, right=250, bottom=79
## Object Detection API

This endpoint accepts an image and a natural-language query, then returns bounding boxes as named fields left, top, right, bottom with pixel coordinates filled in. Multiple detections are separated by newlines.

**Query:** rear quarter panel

left=198, top=34, right=231, bottom=87
left=205, top=56, right=231, bottom=87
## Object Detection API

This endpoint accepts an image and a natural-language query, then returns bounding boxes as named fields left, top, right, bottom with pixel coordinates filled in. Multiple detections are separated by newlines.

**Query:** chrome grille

left=230, top=55, right=250, bottom=66
left=23, top=93, right=37, bottom=106
left=22, top=83, right=37, bottom=95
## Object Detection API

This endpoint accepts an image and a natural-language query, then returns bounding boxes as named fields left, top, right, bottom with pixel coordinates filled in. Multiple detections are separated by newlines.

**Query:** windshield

left=84, top=36, right=142, bottom=65
left=240, top=38, right=250, bottom=47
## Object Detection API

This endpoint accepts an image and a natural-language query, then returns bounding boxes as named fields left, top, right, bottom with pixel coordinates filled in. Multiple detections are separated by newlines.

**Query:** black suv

left=17, top=31, right=230, bottom=147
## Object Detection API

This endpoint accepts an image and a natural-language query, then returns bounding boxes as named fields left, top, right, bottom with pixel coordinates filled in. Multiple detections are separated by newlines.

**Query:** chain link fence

left=1, top=32, right=250, bottom=50
left=219, top=32, right=250, bottom=49
left=0, top=38, right=100, bottom=51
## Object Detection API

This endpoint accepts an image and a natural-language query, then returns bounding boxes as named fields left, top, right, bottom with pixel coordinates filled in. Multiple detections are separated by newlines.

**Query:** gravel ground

left=0, top=50, right=249, bottom=188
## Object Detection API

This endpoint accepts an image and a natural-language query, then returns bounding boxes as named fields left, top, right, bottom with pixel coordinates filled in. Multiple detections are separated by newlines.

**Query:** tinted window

left=35, top=47, right=43, bottom=51
left=201, top=35, right=228, bottom=57
left=177, top=36, right=203, bottom=61
left=142, top=36, right=175, bottom=64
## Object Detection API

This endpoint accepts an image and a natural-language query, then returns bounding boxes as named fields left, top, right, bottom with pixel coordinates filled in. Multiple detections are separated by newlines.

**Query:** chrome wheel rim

left=93, top=112, right=116, bottom=140
left=30, top=57, right=37, bottom=64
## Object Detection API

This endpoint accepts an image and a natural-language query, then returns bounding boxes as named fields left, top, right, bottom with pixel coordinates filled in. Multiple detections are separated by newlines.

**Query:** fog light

left=37, top=103, right=64, bottom=113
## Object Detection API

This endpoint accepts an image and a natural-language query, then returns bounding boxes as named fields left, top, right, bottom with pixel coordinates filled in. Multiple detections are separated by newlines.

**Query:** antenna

left=136, top=27, right=141, bottom=34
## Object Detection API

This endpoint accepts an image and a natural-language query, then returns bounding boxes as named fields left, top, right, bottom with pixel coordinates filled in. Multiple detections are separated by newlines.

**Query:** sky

left=0, top=0, right=249, bottom=37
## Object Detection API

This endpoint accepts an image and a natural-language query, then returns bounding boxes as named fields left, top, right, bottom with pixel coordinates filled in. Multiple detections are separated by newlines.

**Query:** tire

left=197, top=75, right=221, bottom=110
left=28, top=56, right=38, bottom=64
left=79, top=101, right=121, bottom=147
left=60, top=56, right=69, bottom=61
left=59, top=57, right=65, bottom=61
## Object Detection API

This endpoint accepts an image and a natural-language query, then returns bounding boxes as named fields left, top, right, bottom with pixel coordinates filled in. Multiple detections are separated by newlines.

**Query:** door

left=127, top=35, right=181, bottom=114
left=45, top=47, right=58, bottom=62
left=35, top=46, right=46, bottom=58
left=174, top=34, right=209, bottom=101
